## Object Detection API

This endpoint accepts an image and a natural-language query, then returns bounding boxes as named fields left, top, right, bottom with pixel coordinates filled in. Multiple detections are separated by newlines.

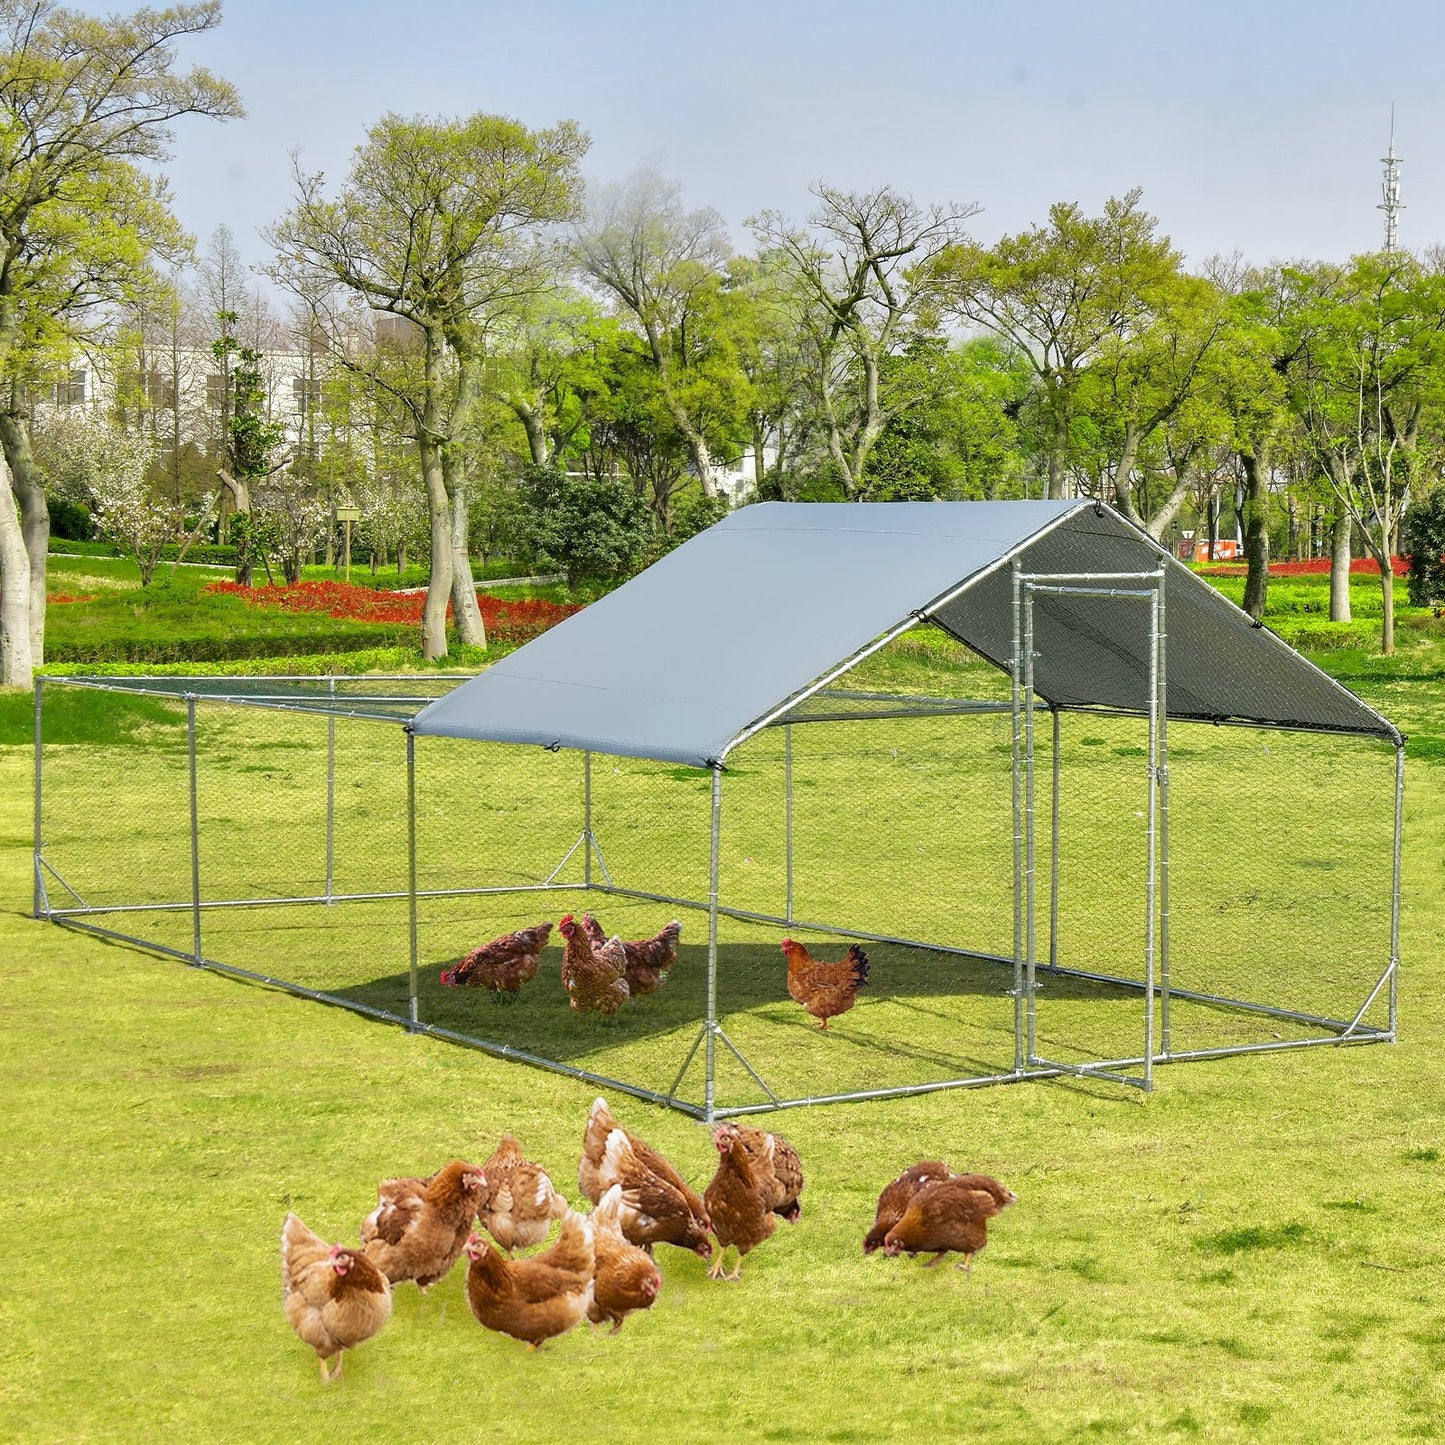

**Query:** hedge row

left=45, top=627, right=413, bottom=665
left=48, top=538, right=239, bottom=565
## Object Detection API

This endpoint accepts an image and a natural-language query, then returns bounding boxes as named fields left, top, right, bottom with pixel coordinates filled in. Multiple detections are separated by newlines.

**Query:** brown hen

left=728, top=1123, right=804, bottom=1223
left=478, top=1134, right=569, bottom=1252
left=588, top=1183, right=663, bottom=1333
left=703, top=1124, right=777, bottom=1280
left=464, top=1210, right=595, bottom=1349
left=360, top=1159, right=487, bottom=1288
left=863, top=1160, right=952, bottom=1253
left=582, top=912, right=682, bottom=997
left=882, top=1173, right=1017, bottom=1271
left=781, top=937, right=869, bottom=1028
left=578, top=1096, right=713, bottom=1258
left=559, top=914, right=630, bottom=1015
left=281, top=1213, right=392, bottom=1381
left=440, top=921, right=552, bottom=994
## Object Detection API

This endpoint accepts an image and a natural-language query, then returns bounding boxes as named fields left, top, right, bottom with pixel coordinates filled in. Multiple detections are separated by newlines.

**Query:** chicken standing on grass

left=559, top=914, right=630, bottom=1016
left=728, top=1123, right=804, bottom=1223
left=581, top=912, right=682, bottom=997
left=781, top=936, right=870, bottom=1028
left=281, top=1213, right=392, bottom=1382
left=863, top=1160, right=952, bottom=1254
left=588, top=1183, right=663, bottom=1333
left=578, top=1096, right=713, bottom=1259
left=440, top=922, right=553, bottom=994
left=704, top=1123, right=793, bottom=1280
left=360, top=1159, right=487, bottom=1288
left=882, top=1173, right=1017, bottom=1271
left=464, top=1210, right=595, bottom=1348
left=477, top=1134, right=569, bottom=1252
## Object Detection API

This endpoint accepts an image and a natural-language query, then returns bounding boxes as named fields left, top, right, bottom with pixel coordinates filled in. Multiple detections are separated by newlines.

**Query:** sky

left=126, top=0, right=1445, bottom=278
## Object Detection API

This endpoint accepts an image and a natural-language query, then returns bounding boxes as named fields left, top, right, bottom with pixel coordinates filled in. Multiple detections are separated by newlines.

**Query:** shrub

left=1405, top=488, right=1445, bottom=609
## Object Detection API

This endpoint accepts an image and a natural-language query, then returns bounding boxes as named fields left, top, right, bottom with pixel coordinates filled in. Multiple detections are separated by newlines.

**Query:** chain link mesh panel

left=34, top=670, right=1399, bottom=1115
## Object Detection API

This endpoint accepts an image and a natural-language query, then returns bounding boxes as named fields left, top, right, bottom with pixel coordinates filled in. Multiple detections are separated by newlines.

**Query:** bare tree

left=751, top=184, right=977, bottom=498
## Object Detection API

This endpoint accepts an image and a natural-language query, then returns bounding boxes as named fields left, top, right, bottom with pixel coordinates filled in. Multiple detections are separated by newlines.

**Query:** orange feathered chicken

left=581, top=912, right=682, bottom=997
left=360, top=1159, right=487, bottom=1288
left=728, top=1123, right=804, bottom=1223
left=704, top=1123, right=791, bottom=1280
left=477, top=1134, right=569, bottom=1253
left=578, top=1096, right=713, bottom=1259
left=588, top=1183, right=663, bottom=1333
left=464, top=1210, right=595, bottom=1349
left=863, top=1160, right=952, bottom=1253
left=281, top=1213, right=392, bottom=1381
left=781, top=937, right=870, bottom=1029
left=440, top=921, right=552, bottom=994
left=882, top=1173, right=1017, bottom=1271
left=558, top=914, right=630, bottom=1016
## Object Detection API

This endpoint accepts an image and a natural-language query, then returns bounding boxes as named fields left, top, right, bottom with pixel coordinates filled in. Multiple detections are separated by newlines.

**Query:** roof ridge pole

left=705, top=764, right=722, bottom=1122
left=1011, top=560, right=1025, bottom=1075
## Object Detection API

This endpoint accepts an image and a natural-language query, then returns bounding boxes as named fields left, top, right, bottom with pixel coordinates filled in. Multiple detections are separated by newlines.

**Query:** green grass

left=3, top=566, right=1445, bottom=1440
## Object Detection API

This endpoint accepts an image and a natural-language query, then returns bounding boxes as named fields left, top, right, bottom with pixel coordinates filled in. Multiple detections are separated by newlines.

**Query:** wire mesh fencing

left=33, top=669, right=1400, bottom=1118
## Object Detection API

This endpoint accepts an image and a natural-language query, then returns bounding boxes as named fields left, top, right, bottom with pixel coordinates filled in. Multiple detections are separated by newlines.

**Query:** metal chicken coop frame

left=32, top=502, right=1405, bottom=1120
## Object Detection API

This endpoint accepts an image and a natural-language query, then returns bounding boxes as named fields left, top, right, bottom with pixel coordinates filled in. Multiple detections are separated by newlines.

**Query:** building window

left=293, top=376, right=322, bottom=414
left=54, top=369, right=86, bottom=406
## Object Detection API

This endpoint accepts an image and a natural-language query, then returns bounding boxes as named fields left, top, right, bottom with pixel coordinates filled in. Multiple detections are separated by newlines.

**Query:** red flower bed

left=1196, top=556, right=1409, bottom=578
left=47, top=592, right=99, bottom=604
left=205, top=579, right=582, bottom=646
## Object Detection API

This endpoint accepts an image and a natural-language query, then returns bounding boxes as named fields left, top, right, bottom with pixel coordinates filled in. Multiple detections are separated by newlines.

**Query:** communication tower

left=1379, top=107, right=1403, bottom=252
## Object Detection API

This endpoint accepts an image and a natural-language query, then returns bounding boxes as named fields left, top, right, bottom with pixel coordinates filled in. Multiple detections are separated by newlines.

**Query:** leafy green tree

left=271, top=110, right=587, bottom=658
left=1404, top=486, right=1445, bottom=609
left=516, top=462, right=652, bottom=591
left=931, top=190, right=1180, bottom=502
left=577, top=166, right=750, bottom=498
left=0, top=0, right=240, bottom=685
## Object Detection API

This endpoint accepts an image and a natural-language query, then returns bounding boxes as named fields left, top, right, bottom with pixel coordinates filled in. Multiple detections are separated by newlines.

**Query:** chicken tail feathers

left=846, top=944, right=870, bottom=988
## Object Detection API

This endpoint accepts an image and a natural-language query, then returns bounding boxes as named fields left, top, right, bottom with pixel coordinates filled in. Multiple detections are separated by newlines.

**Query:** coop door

left=1015, top=573, right=1166, bottom=1091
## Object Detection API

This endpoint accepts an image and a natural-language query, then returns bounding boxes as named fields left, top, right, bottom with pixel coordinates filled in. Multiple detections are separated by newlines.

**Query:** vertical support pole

left=705, top=765, right=722, bottom=1122
left=1023, top=584, right=1038, bottom=1065
left=325, top=676, right=336, bottom=904
left=1142, top=588, right=1160, bottom=1091
left=1390, top=740, right=1405, bottom=1039
left=1157, top=570, right=1171, bottom=1058
left=32, top=676, right=43, bottom=919
left=784, top=724, right=794, bottom=924
left=188, top=696, right=202, bottom=966
left=1010, top=561, right=1024, bottom=1074
left=584, top=750, right=593, bottom=888
left=406, top=728, right=419, bottom=1031
left=1049, top=704, right=1061, bottom=972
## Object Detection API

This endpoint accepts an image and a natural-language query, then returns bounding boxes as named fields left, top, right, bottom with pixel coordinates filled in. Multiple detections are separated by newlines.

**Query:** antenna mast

left=1379, top=106, right=1403, bottom=252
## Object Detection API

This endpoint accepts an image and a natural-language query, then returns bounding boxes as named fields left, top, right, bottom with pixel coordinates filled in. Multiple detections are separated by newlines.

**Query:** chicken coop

left=33, top=502, right=1404, bottom=1121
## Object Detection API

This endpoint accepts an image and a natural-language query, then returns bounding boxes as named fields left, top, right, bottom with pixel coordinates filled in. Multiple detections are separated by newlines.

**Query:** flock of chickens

left=281, top=1097, right=1016, bottom=1381
left=438, top=911, right=874, bottom=1029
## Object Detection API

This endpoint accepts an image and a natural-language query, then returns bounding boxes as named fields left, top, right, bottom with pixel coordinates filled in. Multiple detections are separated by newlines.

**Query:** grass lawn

left=2, top=571, right=1445, bottom=1441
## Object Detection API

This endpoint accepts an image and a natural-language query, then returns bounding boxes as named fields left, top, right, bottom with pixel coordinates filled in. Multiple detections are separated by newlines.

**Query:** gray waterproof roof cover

left=411, top=501, right=1398, bottom=766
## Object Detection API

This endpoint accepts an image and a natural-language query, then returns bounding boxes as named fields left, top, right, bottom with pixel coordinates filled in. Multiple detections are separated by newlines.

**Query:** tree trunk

left=1207, top=489, right=1219, bottom=561
left=513, top=399, right=548, bottom=467
left=447, top=475, right=486, bottom=648
left=218, top=470, right=253, bottom=587
left=0, top=411, right=48, bottom=666
left=1112, top=423, right=1141, bottom=524
left=0, top=449, right=33, bottom=686
left=419, top=437, right=452, bottom=660
left=1046, top=399, right=1069, bottom=500
left=1329, top=512, right=1352, bottom=623
left=1381, top=556, right=1395, bottom=655
left=1240, top=450, right=1270, bottom=620
left=1146, top=459, right=1193, bottom=541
